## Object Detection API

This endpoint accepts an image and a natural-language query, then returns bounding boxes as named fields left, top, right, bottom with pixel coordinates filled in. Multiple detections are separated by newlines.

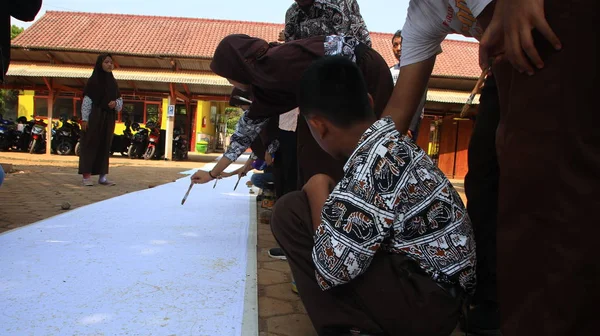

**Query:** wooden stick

left=460, top=67, right=490, bottom=118
left=234, top=176, right=241, bottom=190
left=181, top=182, right=194, bottom=205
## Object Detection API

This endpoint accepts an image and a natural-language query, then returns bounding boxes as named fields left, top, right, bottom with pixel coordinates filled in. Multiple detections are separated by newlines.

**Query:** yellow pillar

left=161, top=98, right=169, bottom=130
left=18, top=90, right=35, bottom=118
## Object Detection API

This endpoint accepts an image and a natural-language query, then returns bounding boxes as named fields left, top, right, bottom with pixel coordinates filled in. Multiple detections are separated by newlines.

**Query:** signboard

left=167, top=105, right=175, bottom=117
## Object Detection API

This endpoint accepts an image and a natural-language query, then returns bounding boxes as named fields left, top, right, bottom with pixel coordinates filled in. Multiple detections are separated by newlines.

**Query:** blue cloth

left=251, top=172, right=275, bottom=190
left=0, top=165, right=4, bottom=187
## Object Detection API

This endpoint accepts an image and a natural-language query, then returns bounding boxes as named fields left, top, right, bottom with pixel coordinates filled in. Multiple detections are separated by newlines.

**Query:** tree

left=225, top=107, right=243, bottom=135
left=11, top=25, right=24, bottom=40
left=1, top=26, right=26, bottom=120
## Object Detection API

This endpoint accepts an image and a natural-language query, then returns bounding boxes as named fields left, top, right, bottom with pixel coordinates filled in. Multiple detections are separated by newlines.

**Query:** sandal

left=98, top=179, right=116, bottom=186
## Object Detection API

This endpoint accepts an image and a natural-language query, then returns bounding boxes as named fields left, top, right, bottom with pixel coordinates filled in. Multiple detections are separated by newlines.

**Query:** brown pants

left=271, top=191, right=462, bottom=336
left=493, top=0, right=598, bottom=334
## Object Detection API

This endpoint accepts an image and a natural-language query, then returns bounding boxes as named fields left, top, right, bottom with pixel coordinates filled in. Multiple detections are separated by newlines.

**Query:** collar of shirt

left=343, top=116, right=398, bottom=172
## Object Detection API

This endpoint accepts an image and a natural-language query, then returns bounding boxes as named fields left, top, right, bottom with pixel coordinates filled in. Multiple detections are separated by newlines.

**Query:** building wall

left=437, top=117, right=473, bottom=179
left=18, top=90, right=35, bottom=118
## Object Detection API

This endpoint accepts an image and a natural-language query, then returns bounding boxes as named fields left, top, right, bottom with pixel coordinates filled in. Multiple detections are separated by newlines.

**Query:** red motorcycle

left=143, top=120, right=161, bottom=160
left=29, top=118, right=48, bottom=154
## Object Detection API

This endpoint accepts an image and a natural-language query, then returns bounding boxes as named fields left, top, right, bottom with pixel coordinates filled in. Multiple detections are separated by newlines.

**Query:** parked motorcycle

left=172, top=127, right=188, bottom=161
left=11, top=116, right=32, bottom=152
left=29, top=118, right=48, bottom=154
left=143, top=120, right=162, bottom=160
left=110, top=119, right=133, bottom=156
left=52, top=115, right=81, bottom=155
left=0, top=114, right=16, bottom=151
left=127, top=122, right=149, bottom=159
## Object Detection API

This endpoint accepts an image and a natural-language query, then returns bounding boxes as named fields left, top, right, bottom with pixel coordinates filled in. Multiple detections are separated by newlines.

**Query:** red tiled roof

left=13, top=11, right=480, bottom=79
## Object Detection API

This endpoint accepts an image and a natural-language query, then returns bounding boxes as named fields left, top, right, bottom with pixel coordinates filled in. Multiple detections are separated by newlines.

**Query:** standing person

left=1, top=0, right=42, bottom=84
left=479, top=0, right=598, bottom=334
left=389, top=29, right=426, bottom=141
left=383, top=0, right=597, bottom=334
left=284, top=0, right=371, bottom=46
left=78, top=54, right=123, bottom=186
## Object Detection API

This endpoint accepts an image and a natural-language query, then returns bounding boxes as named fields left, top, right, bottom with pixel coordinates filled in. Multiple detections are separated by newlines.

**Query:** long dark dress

left=78, top=107, right=115, bottom=175
left=77, top=54, right=120, bottom=176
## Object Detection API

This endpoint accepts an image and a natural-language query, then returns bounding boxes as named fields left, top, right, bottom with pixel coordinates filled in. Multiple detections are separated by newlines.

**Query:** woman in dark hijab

left=78, top=53, right=122, bottom=186
left=191, top=34, right=393, bottom=187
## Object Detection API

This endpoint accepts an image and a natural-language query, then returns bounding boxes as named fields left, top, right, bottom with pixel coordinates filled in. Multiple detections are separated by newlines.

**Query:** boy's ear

left=367, top=93, right=374, bottom=110
left=307, top=116, right=329, bottom=139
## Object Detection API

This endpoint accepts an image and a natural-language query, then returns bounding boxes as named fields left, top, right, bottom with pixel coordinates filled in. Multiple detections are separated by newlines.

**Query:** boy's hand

left=303, top=174, right=336, bottom=231
left=265, top=152, right=274, bottom=166
left=108, top=101, right=117, bottom=109
left=502, top=0, right=561, bottom=75
left=80, top=121, right=88, bottom=132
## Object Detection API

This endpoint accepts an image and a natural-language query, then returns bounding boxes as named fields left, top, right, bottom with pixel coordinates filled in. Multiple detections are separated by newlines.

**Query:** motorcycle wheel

left=143, top=146, right=156, bottom=160
left=127, top=144, right=138, bottom=159
left=75, top=142, right=81, bottom=156
left=56, top=140, right=73, bottom=155
left=173, top=149, right=182, bottom=161
left=29, top=139, right=37, bottom=154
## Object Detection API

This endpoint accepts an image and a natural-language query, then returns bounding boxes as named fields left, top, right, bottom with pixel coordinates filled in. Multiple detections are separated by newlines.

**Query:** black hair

left=392, top=29, right=402, bottom=43
left=298, top=56, right=374, bottom=128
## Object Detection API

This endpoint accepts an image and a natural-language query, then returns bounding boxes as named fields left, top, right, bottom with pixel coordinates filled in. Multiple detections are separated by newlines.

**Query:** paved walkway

left=1, top=152, right=467, bottom=336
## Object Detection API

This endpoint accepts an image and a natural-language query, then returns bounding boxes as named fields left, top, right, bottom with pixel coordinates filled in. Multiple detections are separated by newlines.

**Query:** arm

left=283, top=5, right=298, bottom=42
left=346, top=0, right=372, bottom=47
left=9, top=0, right=42, bottom=21
left=381, top=0, right=448, bottom=132
left=310, top=170, right=396, bottom=290
left=80, top=96, right=93, bottom=131
left=115, top=97, right=123, bottom=112
left=382, top=57, right=436, bottom=133
left=81, top=96, right=93, bottom=122
left=191, top=111, right=268, bottom=184
left=302, top=174, right=336, bottom=231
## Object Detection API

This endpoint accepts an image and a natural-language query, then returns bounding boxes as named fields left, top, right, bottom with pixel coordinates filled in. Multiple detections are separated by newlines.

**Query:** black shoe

left=268, top=247, right=287, bottom=260
left=463, top=302, right=502, bottom=335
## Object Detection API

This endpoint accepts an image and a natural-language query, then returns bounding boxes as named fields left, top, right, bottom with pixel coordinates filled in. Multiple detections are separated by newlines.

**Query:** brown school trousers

left=493, top=0, right=598, bottom=334
left=271, top=191, right=463, bottom=336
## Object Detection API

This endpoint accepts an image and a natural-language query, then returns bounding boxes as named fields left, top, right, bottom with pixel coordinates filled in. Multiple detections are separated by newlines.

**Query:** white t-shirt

left=400, top=0, right=492, bottom=67
left=390, top=63, right=401, bottom=85
left=279, top=108, right=299, bottom=132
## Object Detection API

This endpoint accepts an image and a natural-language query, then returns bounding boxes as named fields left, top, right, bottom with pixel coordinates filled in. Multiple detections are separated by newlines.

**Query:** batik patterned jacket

left=312, top=117, right=477, bottom=293
left=285, top=0, right=372, bottom=47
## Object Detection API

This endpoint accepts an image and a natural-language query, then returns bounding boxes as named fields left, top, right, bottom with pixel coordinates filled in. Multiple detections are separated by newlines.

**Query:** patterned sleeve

left=267, top=139, right=280, bottom=155
left=312, top=139, right=397, bottom=290
left=81, top=96, right=93, bottom=122
left=324, top=35, right=360, bottom=62
left=284, top=5, right=298, bottom=42
left=223, top=110, right=269, bottom=162
left=115, top=97, right=123, bottom=112
left=346, top=0, right=372, bottom=47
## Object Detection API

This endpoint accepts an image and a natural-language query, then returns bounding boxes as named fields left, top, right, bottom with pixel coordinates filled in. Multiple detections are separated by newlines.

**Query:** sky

left=14, top=0, right=471, bottom=41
